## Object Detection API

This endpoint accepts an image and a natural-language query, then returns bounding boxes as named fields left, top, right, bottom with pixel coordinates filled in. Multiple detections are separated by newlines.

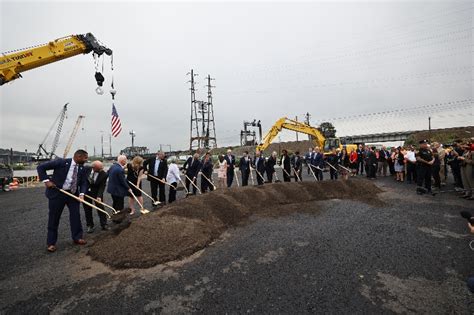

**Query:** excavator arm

left=0, top=33, right=112, bottom=86
left=256, top=117, right=327, bottom=152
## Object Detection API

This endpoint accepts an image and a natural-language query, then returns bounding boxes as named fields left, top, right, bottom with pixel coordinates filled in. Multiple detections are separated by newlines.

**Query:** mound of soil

left=89, top=179, right=383, bottom=268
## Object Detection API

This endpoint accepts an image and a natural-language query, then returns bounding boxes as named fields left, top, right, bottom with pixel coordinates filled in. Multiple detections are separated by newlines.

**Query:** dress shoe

left=101, top=225, right=110, bottom=231
left=86, top=226, right=95, bottom=233
left=73, top=239, right=87, bottom=245
left=47, top=245, right=57, bottom=253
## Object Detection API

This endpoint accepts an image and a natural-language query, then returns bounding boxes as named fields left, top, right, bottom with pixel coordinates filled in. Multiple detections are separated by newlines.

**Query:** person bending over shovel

left=37, top=149, right=89, bottom=253
left=107, top=155, right=133, bottom=214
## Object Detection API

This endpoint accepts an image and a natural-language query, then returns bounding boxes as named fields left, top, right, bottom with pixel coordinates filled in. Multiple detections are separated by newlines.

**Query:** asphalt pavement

left=0, top=170, right=473, bottom=314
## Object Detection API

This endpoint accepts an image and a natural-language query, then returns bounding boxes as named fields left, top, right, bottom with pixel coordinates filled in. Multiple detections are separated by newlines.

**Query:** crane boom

left=63, top=115, right=85, bottom=158
left=50, top=103, right=69, bottom=158
left=35, top=103, right=68, bottom=159
left=0, top=33, right=112, bottom=87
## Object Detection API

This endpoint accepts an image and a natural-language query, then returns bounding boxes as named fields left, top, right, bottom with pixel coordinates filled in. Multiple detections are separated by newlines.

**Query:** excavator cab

left=323, top=138, right=341, bottom=152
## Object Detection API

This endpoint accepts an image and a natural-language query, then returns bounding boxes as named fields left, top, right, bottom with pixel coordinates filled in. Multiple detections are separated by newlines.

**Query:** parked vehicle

left=0, top=164, right=13, bottom=191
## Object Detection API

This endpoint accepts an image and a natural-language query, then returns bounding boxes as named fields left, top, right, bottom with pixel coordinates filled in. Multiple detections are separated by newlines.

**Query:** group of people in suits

left=35, top=147, right=331, bottom=253
left=36, top=150, right=171, bottom=252
left=304, top=147, right=326, bottom=181
left=221, top=148, right=305, bottom=186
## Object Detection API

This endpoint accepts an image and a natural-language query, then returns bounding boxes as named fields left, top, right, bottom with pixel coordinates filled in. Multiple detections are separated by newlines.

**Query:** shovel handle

left=291, top=166, right=302, bottom=182
left=84, top=194, right=117, bottom=214
left=337, top=164, right=351, bottom=172
left=184, top=174, right=202, bottom=194
left=199, top=171, right=217, bottom=190
left=307, top=164, right=318, bottom=181
left=128, top=180, right=160, bottom=204
left=147, top=174, right=176, bottom=189
left=59, top=189, right=111, bottom=219
left=234, top=169, right=240, bottom=187
left=129, top=190, right=145, bottom=210
left=178, top=178, right=189, bottom=193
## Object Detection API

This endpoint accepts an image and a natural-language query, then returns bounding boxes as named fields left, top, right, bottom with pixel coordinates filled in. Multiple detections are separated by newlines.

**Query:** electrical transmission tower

left=188, top=70, right=217, bottom=152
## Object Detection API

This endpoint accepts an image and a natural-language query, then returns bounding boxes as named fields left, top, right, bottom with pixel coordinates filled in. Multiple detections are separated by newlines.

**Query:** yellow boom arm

left=256, top=117, right=327, bottom=152
left=0, top=33, right=112, bottom=86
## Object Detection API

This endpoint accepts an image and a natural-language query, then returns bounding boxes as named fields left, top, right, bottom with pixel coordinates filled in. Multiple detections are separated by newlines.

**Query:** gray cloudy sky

left=1, top=0, right=472, bottom=155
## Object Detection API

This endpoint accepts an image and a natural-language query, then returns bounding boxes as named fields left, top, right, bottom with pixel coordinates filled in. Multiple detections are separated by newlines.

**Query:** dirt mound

left=89, top=180, right=383, bottom=268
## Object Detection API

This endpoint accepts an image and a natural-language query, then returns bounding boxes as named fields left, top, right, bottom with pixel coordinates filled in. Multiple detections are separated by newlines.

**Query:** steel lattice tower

left=188, top=70, right=217, bottom=151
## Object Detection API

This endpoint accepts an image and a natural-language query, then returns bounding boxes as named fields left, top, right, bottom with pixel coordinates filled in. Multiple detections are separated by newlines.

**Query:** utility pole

left=101, top=132, right=104, bottom=158
left=428, top=117, right=432, bottom=139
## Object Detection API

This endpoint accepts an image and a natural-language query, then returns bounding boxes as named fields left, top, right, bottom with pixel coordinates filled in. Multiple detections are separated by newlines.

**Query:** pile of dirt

left=89, top=179, right=383, bottom=269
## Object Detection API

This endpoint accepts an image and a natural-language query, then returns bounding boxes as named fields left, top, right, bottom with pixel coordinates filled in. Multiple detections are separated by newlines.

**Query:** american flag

left=111, top=104, right=122, bottom=137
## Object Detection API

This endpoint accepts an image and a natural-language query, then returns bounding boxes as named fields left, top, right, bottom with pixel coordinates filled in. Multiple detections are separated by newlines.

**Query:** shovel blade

left=111, top=210, right=128, bottom=223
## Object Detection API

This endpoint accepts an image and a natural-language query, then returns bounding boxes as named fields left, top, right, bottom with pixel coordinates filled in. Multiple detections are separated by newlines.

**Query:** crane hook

left=95, top=71, right=105, bottom=95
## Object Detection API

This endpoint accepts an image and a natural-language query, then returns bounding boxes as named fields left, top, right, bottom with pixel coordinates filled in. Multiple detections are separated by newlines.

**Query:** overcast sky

left=1, top=0, right=472, bottom=155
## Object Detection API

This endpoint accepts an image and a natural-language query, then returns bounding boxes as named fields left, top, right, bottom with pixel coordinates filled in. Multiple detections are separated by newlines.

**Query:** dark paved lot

left=0, top=170, right=473, bottom=314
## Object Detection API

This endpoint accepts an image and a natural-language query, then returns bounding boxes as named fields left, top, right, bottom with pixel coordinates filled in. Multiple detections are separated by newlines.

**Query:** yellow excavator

left=256, top=117, right=357, bottom=154
left=0, top=33, right=112, bottom=94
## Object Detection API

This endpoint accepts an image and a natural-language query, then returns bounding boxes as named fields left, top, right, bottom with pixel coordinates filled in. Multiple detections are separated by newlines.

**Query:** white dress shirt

left=166, top=163, right=181, bottom=183
left=405, top=151, right=416, bottom=163
left=62, top=159, right=77, bottom=190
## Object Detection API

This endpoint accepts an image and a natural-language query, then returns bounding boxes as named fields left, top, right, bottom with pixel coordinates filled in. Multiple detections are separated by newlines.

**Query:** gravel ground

left=0, top=170, right=473, bottom=314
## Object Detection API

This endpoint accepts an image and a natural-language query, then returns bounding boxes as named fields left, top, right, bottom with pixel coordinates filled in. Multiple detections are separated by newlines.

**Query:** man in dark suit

left=266, top=151, right=277, bottom=182
left=143, top=151, right=168, bottom=204
left=253, top=150, right=266, bottom=185
left=356, top=144, right=365, bottom=175
left=183, top=153, right=202, bottom=194
left=200, top=152, right=215, bottom=193
left=239, top=151, right=251, bottom=186
left=292, top=151, right=303, bottom=181
left=224, top=149, right=236, bottom=187
left=107, top=155, right=131, bottom=212
left=37, top=149, right=89, bottom=253
left=280, top=149, right=291, bottom=182
left=311, top=147, right=325, bottom=181
left=83, top=161, right=108, bottom=233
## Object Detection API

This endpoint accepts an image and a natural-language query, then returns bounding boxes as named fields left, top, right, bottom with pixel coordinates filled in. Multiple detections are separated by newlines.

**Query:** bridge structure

left=339, top=126, right=473, bottom=144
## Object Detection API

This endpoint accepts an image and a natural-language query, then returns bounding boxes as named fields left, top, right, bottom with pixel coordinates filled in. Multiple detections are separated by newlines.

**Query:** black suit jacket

left=253, top=156, right=266, bottom=174
left=37, top=158, right=87, bottom=199
left=85, top=167, right=108, bottom=198
left=143, top=157, right=168, bottom=180
left=292, top=155, right=303, bottom=171
left=280, top=155, right=291, bottom=172
left=224, top=154, right=236, bottom=171
left=183, top=157, right=202, bottom=177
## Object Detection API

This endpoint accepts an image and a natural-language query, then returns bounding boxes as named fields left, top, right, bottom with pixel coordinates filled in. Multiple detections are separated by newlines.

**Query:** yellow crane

left=0, top=33, right=112, bottom=93
left=63, top=115, right=85, bottom=158
left=256, top=117, right=357, bottom=154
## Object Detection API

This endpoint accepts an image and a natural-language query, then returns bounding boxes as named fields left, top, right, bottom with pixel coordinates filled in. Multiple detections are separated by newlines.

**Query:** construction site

left=1, top=1, right=474, bottom=314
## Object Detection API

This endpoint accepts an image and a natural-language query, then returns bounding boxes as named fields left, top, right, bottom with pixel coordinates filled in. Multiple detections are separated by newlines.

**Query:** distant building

left=120, top=146, right=150, bottom=158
